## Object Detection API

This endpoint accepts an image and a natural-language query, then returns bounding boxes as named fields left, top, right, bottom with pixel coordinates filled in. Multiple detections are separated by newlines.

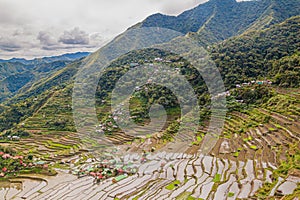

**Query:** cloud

left=58, top=27, right=89, bottom=45
left=37, top=31, right=58, bottom=46
left=0, top=0, right=205, bottom=59
left=38, top=30, right=106, bottom=51
left=41, top=44, right=96, bottom=51
left=0, top=1, right=30, bottom=25
left=0, top=37, right=22, bottom=52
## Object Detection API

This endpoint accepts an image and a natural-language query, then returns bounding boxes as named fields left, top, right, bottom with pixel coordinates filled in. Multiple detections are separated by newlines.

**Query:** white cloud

left=59, top=27, right=89, bottom=45
left=0, top=0, right=208, bottom=59
left=0, top=37, right=22, bottom=52
left=37, top=31, right=58, bottom=46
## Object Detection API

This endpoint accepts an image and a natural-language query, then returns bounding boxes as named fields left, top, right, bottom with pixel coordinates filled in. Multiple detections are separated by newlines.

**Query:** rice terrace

left=0, top=0, right=300, bottom=199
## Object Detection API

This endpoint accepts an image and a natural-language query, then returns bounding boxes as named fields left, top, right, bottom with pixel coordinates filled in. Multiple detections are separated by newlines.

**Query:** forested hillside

left=0, top=62, right=31, bottom=80
left=211, top=16, right=300, bottom=88
left=0, top=16, right=299, bottom=135
left=0, top=0, right=299, bottom=198
left=140, top=0, right=300, bottom=44
left=0, top=52, right=89, bottom=102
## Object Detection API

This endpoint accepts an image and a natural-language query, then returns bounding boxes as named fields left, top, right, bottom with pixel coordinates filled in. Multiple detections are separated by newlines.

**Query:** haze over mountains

left=0, top=52, right=90, bottom=65
left=0, top=0, right=299, bottom=128
left=1, top=0, right=300, bottom=103
left=0, top=52, right=90, bottom=102
left=0, top=0, right=300, bottom=199
left=0, top=0, right=298, bottom=135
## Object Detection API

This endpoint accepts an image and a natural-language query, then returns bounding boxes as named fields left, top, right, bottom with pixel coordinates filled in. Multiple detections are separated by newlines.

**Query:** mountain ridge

left=0, top=52, right=90, bottom=102
left=1, top=15, right=299, bottom=132
left=0, top=3, right=300, bottom=198
left=0, top=52, right=90, bottom=65
left=138, top=0, right=300, bottom=45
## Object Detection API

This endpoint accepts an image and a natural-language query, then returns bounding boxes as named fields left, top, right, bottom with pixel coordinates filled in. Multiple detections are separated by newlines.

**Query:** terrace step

left=15, top=152, right=298, bottom=200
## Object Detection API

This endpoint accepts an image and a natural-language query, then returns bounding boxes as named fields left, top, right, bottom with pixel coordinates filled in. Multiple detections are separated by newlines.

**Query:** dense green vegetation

left=141, top=0, right=300, bottom=44
left=211, top=16, right=300, bottom=88
left=231, top=85, right=275, bottom=105
left=273, top=53, right=300, bottom=87
left=0, top=53, right=88, bottom=102
left=0, top=151, right=56, bottom=178
left=0, top=62, right=31, bottom=80
left=0, top=15, right=299, bottom=137
left=0, top=0, right=299, bottom=198
left=0, top=89, right=56, bottom=132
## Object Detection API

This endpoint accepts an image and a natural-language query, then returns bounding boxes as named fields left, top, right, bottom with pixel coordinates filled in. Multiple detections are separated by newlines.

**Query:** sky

left=0, top=0, right=210, bottom=59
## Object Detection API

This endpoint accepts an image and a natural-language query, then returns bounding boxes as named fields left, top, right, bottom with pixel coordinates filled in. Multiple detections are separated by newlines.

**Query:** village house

left=236, top=80, right=272, bottom=88
left=154, top=57, right=163, bottom=62
left=34, top=161, right=48, bottom=168
left=12, top=136, right=20, bottom=141
left=130, top=63, right=139, bottom=68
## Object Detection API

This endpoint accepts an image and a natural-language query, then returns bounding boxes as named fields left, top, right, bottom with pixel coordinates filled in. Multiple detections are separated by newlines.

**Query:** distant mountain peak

left=0, top=52, right=90, bottom=65
left=139, top=0, right=300, bottom=44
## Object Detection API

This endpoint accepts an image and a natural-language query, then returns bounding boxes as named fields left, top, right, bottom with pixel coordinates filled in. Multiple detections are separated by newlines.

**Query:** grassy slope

left=0, top=17, right=298, bottom=199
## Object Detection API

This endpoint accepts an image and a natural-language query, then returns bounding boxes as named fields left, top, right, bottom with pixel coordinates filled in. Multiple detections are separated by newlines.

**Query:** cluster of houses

left=212, top=91, right=231, bottom=100
left=236, top=80, right=272, bottom=88
left=75, top=162, right=131, bottom=184
left=96, top=102, right=137, bottom=135
left=70, top=151, right=150, bottom=184
left=0, top=135, right=21, bottom=141
left=154, top=57, right=174, bottom=63
left=6, top=135, right=20, bottom=141
left=129, top=57, right=178, bottom=68
left=211, top=80, right=273, bottom=101
left=0, top=152, right=48, bottom=177
left=129, top=58, right=166, bottom=68
left=96, top=58, right=187, bottom=135
left=95, top=118, right=119, bottom=135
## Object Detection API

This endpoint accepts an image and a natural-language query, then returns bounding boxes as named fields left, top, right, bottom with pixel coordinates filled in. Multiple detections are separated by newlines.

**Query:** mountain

left=0, top=62, right=31, bottom=80
left=0, top=52, right=90, bottom=102
left=139, top=0, right=300, bottom=45
left=3, top=0, right=298, bottom=103
left=0, top=58, right=28, bottom=64
left=1, top=15, right=299, bottom=132
left=0, top=52, right=90, bottom=65
left=0, top=60, right=71, bottom=101
left=211, top=15, right=300, bottom=88
left=0, top=1, right=300, bottom=198
left=1, top=0, right=299, bottom=136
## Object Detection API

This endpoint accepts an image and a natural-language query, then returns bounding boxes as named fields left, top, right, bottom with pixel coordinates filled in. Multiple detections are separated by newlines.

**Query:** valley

left=0, top=0, right=299, bottom=199
left=0, top=87, right=299, bottom=199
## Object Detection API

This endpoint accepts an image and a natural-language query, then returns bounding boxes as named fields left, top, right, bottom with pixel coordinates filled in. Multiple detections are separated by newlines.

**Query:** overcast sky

left=0, top=0, right=212, bottom=59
